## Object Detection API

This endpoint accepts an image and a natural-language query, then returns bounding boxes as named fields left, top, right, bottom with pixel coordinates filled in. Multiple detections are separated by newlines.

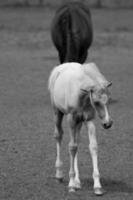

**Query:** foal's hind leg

left=74, top=122, right=82, bottom=189
left=67, top=114, right=81, bottom=191
left=54, top=109, right=64, bottom=181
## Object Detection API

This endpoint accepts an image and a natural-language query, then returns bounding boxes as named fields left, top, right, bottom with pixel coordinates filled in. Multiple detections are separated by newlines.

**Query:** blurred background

left=0, top=0, right=133, bottom=8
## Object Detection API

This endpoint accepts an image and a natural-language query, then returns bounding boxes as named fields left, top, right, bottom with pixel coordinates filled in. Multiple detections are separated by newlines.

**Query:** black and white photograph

left=0, top=0, right=133, bottom=199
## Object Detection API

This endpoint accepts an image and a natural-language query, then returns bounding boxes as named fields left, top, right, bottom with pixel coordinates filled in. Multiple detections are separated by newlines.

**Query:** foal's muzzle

left=102, top=119, right=113, bottom=129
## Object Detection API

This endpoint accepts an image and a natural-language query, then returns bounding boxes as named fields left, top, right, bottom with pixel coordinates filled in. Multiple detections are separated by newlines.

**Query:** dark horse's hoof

left=94, top=188, right=105, bottom=196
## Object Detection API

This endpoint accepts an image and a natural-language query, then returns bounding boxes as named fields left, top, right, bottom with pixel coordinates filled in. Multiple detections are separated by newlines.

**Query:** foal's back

left=48, top=62, right=95, bottom=112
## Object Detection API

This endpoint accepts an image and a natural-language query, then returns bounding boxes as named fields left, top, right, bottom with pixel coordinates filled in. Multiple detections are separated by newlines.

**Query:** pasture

left=0, top=7, right=133, bottom=200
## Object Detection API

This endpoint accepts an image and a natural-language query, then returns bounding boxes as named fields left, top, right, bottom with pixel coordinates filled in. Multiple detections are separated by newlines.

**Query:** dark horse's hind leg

left=79, top=50, right=88, bottom=64
left=58, top=51, right=66, bottom=64
left=54, top=108, right=64, bottom=181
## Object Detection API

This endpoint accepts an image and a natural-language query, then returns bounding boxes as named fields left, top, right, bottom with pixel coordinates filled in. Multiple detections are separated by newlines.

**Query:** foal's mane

left=83, top=63, right=108, bottom=89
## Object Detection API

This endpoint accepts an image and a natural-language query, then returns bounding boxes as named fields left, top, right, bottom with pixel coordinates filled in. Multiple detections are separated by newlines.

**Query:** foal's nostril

left=103, top=123, right=109, bottom=129
left=103, top=120, right=113, bottom=129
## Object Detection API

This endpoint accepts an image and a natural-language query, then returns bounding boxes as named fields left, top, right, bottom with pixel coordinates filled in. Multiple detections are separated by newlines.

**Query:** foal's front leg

left=74, top=152, right=81, bottom=189
left=87, top=121, right=104, bottom=195
left=54, top=109, right=64, bottom=181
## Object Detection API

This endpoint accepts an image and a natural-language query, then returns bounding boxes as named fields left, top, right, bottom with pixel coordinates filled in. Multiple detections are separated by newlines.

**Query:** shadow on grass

left=46, top=176, right=133, bottom=200
left=49, top=176, right=133, bottom=194
left=82, top=178, right=133, bottom=194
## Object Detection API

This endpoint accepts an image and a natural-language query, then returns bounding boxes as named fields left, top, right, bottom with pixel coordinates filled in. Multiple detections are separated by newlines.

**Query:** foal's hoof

left=94, top=188, right=105, bottom=196
left=69, top=187, right=76, bottom=193
left=74, top=181, right=81, bottom=190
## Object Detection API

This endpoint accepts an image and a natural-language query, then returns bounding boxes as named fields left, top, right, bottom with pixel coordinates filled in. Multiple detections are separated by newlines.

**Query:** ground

left=0, top=7, right=133, bottom=200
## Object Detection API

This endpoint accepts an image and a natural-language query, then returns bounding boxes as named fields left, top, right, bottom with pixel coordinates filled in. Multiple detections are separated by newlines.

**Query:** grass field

left=0, top=7, right=133, bottom=200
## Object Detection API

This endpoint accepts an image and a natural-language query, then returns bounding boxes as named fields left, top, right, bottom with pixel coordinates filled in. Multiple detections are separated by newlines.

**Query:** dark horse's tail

left=60, top=7, right=74, bottom=62
left=51, top=2, right=93, bottom=63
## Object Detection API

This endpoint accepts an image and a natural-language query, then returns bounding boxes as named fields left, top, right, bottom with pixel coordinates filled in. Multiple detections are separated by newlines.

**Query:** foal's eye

left=100, top=94, right=108, bottom=104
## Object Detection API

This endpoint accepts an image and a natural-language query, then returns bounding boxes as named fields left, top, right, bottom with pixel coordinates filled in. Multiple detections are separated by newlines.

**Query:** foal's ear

left=107, top=82, right=112, bottom=87
left=105, top=81, right=112, bottom=88
left=80, top=89, right=88, bottom=94
left=81, top=86, right=95, bottom=94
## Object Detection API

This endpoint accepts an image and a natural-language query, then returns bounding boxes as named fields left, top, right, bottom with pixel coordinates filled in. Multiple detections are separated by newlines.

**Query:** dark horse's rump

left=51, top=1, right=93, bottom=64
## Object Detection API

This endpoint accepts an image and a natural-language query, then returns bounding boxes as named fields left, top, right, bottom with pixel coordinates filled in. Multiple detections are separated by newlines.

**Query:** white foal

left=48, top=62, right=113, bottom=195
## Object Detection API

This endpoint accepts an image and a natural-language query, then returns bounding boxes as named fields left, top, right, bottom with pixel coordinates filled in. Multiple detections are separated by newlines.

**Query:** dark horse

left=51, top=1, right=93, bottom=64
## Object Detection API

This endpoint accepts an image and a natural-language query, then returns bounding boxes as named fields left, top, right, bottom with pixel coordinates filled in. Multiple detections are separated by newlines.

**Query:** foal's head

left=90, top=82, right=113, bottom=129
